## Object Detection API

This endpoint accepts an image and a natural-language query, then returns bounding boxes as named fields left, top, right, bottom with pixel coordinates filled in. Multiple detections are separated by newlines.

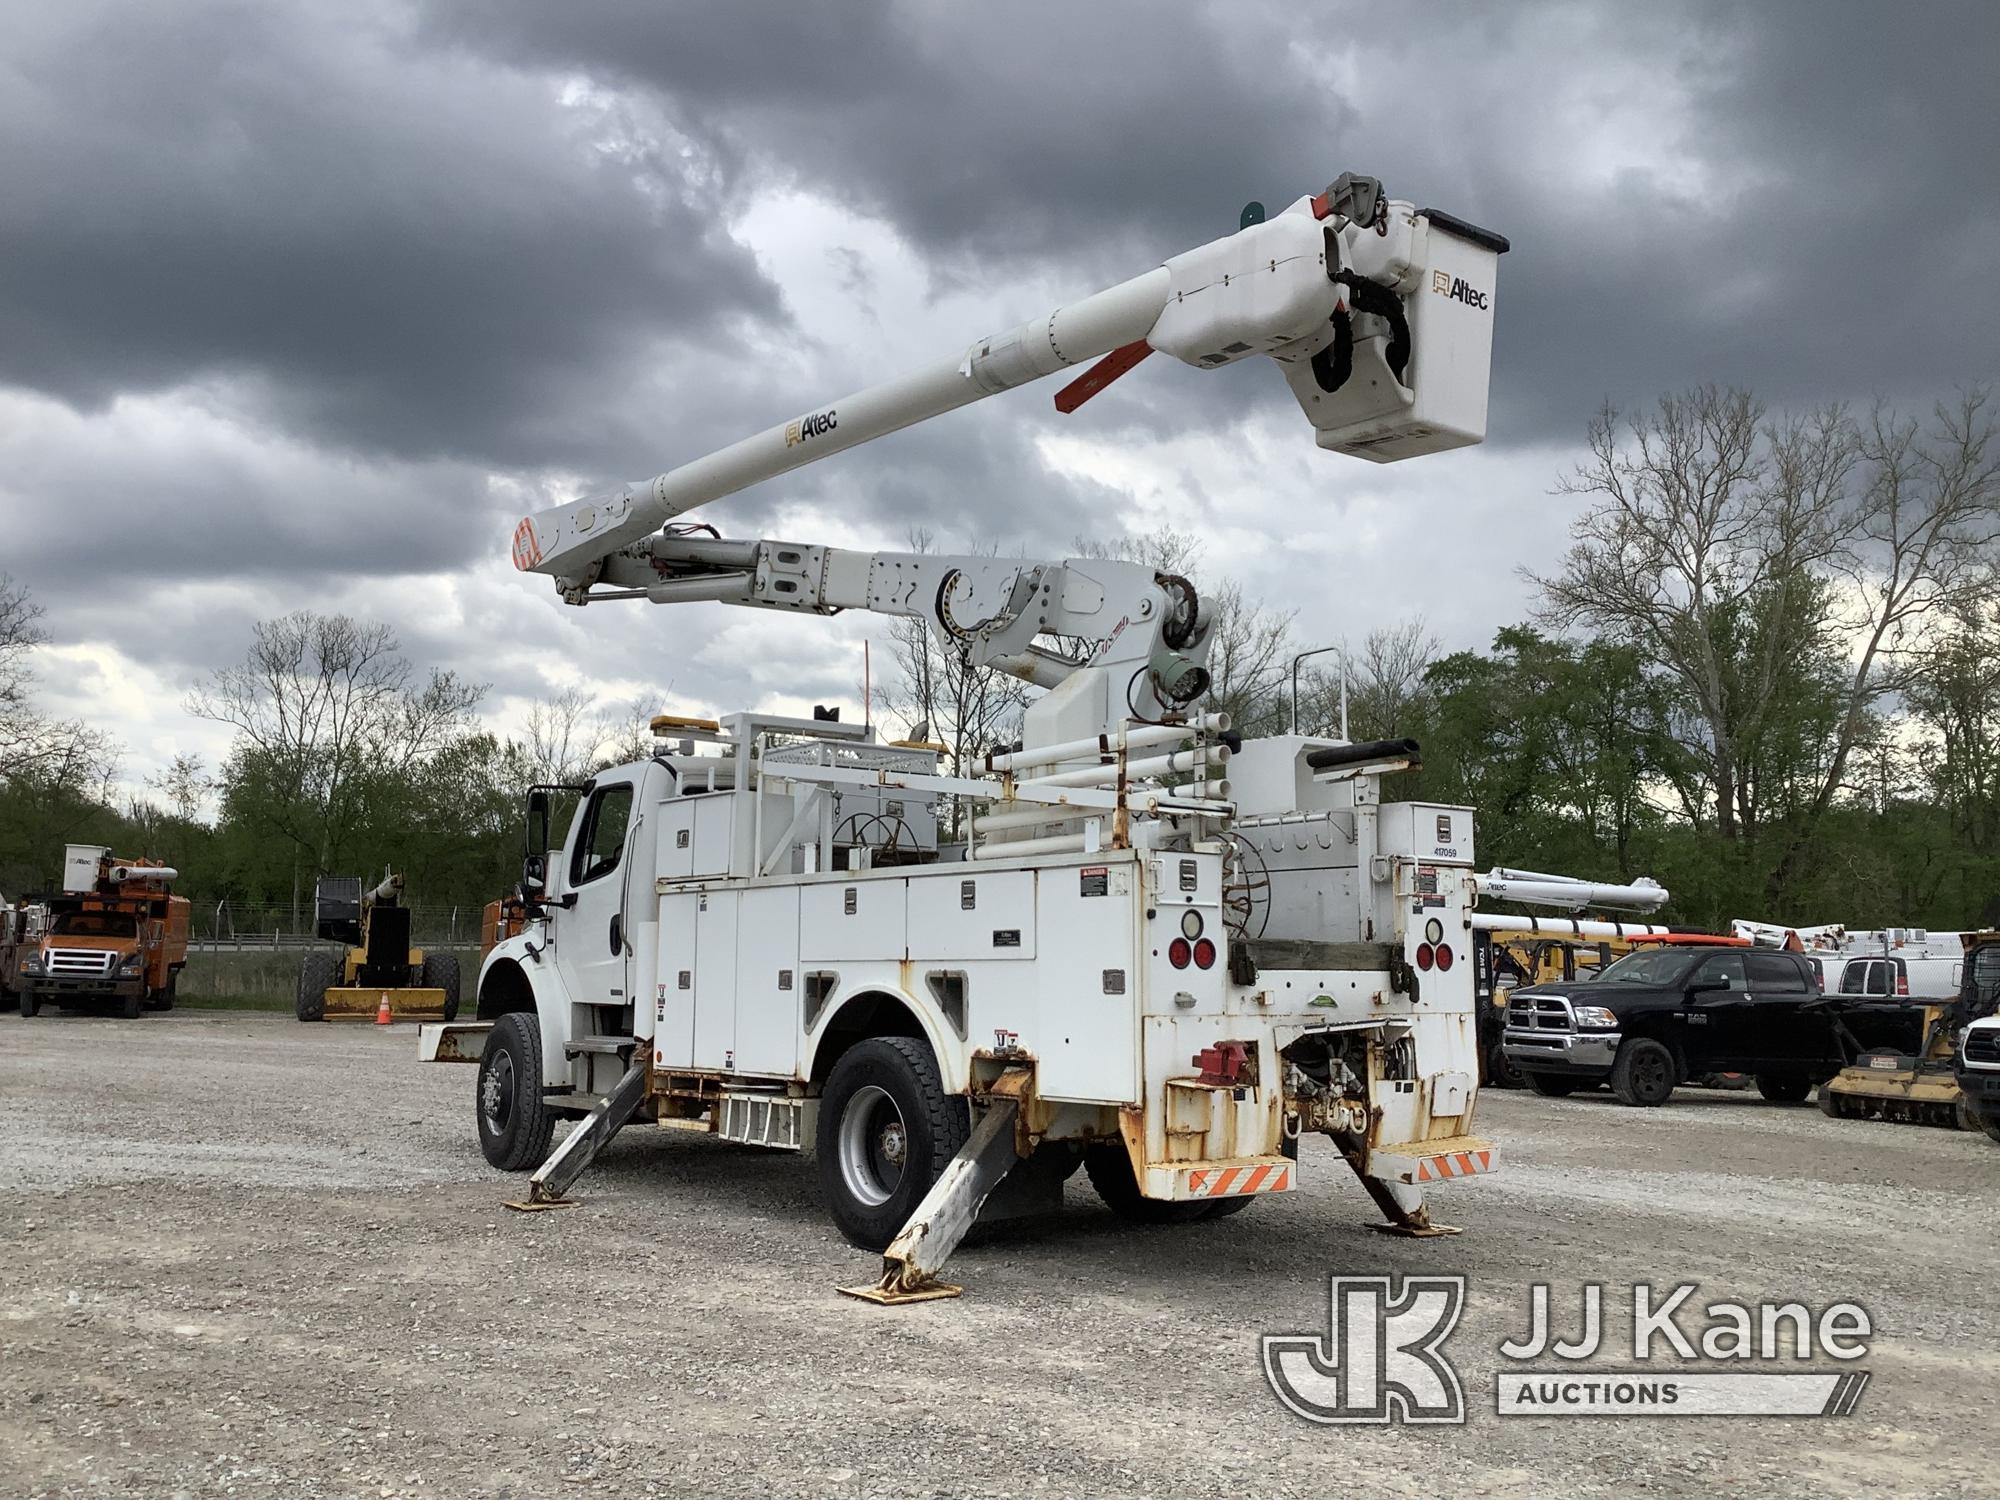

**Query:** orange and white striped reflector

left=1411, top=1148, right=1494, bottom=1183
left=1186, top=1162, right=1293, bottom=1199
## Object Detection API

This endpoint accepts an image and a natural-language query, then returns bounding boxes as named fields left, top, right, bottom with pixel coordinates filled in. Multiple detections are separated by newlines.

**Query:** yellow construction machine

left=295, top=872, right=460, bottom=1022
left=1818, top=930, right=2000, bottom=1129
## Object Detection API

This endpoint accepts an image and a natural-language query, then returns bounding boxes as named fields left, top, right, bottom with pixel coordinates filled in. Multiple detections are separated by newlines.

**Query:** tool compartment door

left=654, top=892, right=700, bottom=1067
left=732, top=886, right=801, bottom=1076
left=1034, top=862, right=1140, bottom=1104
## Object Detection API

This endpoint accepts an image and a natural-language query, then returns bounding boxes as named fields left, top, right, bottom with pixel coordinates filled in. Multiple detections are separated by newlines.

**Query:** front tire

left=1755, top=1072, right=1812, bottom=1104
left=421, top=952, right=462, bottom=1021
left=477, top=1011, right=555, bottom=1171
left=296, top=950, right=339, bottom=1022
left=1610, top=1037, right=1678, bottom=1107
left=1485, top=1041, right=1525, bottom=1090
left=120, top=990, right=142, bottom=1020
left=1523, top=1071, right=1580, bottom=1098
left=18, top=990, right=39, bottom=1018
left=816, top=1037, right=969, bottom=1250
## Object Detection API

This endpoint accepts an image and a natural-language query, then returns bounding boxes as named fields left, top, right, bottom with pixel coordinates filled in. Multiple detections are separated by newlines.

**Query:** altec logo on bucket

left=1263, top=1278, right=1873, bottom=1424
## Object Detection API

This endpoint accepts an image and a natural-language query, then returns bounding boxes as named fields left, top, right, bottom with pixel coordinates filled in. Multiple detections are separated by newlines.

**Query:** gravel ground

left=3, top=1008, right=1997, bottom=1499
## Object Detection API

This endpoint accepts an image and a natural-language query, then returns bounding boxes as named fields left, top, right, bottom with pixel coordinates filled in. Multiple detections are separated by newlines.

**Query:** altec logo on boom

left=784, top=408, right=839, bottom=448
left=1431, top=268, right=1490, bottom=310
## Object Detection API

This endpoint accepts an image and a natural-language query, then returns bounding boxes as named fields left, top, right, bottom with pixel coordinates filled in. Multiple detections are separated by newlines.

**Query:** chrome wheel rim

left=837, top=1084, right=908, bottom=1207
left=482, top=1052, right=514, bottom=1133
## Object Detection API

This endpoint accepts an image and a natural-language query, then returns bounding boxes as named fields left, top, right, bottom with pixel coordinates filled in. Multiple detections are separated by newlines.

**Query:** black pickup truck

left=1502, top=946, right=1919, bottom=1107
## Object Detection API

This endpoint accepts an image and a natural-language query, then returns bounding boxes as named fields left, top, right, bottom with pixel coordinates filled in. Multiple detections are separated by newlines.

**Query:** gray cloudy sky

left=3, top=0, right=1995, bottom=793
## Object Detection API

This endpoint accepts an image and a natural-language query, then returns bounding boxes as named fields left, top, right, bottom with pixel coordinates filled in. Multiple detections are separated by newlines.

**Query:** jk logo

left=1263, top=1275, right=1466, bottom=1424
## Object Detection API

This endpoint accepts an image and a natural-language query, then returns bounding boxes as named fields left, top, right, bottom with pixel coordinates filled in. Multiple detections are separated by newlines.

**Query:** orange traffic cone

left=375, top=992, right=393, bottom=1026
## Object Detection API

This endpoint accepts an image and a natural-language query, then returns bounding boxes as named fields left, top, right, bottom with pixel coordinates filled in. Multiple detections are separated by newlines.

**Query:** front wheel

left=296, top=950, right=338, bottom=1023
left=477, top=1012, right=556, bottom=1171
left=1610, top=1037, right=1678, bottom=1107
left=120, top=990, right=142, bottom=1020
left=1485, top=1041, right=1525, bottom=1090
left=1755, top=1072, right=1812, bottom=1104
left=1523, top=1071, right=1580, bottom=1098
left=18, top=990, right=39, bottom=1018
left=816, top=1037, right=969, bottom=1250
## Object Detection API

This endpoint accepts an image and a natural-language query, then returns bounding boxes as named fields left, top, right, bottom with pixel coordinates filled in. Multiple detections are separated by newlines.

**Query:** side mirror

left=526, top=788, right=552, bottom=857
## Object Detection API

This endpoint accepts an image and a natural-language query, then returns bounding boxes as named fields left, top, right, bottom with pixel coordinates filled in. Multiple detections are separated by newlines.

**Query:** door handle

left=609, top=912, right=623, bottom=955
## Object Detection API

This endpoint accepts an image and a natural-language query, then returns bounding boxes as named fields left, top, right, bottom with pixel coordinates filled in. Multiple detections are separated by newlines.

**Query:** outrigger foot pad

left=837, top=1277, right=963, bottom=1305
left=1367, top=1220, right=1462, bottom=1238
left=503, top=1198, right=576, bottom=1213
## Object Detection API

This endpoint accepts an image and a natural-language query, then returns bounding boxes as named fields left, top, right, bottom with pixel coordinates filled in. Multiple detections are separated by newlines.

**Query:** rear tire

left=477, top=1011, right=555, bottom=1171
left=1084, top=1145, right=1212, bottom=1225
left=1755, top=1072, right=1812, bottom=1104
left=1523, top=1071, right=1580, bottom=1098
left=421, top=952, right=462, bottom=1021
left=295, top=950, right=338, bottom=1022
left=817, top=1037, right=970, bottom=1250
left=1610, top=1037, right=1677, bottom=1107
left=1203, top=1194, right=1256, bottom=1219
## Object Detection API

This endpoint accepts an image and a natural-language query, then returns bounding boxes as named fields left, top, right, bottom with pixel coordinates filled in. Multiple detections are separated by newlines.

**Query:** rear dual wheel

left=817, top=1038, right=969, bottom=1251
left=1083, top=1144, right=1253, bottom=1224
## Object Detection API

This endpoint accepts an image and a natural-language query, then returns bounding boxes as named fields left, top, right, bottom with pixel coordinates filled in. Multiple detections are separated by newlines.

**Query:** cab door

left=1683, top=951, right=1753, bottom=1067
left=560, top=778, right=637, bottom=1008
left=1742, top=952, right=1824, bottom=1070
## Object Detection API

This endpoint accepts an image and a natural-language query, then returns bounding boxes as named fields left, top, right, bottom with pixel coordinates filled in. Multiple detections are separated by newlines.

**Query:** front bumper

left=1503, top=1027, right=1620, bottom=1075
left=23, top=975, right=144, bottom=1001
left=1955, top=1064, right=2000, bottom=1105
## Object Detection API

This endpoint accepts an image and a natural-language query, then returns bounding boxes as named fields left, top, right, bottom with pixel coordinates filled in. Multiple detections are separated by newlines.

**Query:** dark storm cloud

left=3, top=0, right=1996, bottom=786
left=426, top=0, right=2000, bottom=445
left=0, top=1, right=777, bottom=466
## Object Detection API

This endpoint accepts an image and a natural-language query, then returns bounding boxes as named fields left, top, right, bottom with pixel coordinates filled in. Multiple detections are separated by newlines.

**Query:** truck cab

left=1503, top=945, right=1861, bottom=1107
left=16, top=846, right=189, bottom=1020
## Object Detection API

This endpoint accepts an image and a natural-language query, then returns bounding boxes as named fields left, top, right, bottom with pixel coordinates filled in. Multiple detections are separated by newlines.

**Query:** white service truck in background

left=420, top=171, right=1666, bottom=1297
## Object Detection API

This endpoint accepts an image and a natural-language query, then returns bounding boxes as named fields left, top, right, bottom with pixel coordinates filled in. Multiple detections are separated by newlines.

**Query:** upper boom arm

left=512, top=173, right=1507, bottom=598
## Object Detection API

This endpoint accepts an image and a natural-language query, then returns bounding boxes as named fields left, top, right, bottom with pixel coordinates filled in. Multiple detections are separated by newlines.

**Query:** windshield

left=50, top=911, right=138, bottom=938
left=1592, top=948, right=1695, bottom=986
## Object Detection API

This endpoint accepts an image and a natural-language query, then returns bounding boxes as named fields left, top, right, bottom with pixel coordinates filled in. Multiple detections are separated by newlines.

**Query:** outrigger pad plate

left=1367, top=1221, right=1462, bottom=1238
left=837, top=1280, right=963, bottom=1305
left=503, top=1199, right=575, bottom=1214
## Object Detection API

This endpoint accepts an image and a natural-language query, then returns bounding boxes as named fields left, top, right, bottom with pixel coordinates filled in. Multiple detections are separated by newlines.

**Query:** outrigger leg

left=1333, top=1132, right=1463, bottom=1238
left=840, top=1096, right=1022, bottom=1305
left=507, top=1059, right=649, bottom=1212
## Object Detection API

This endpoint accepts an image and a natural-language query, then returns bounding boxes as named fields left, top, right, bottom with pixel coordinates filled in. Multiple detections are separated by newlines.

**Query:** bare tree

left=1299, top=619, right=1441, bottom=740
left=188, top=611, right=485, bottom=871
left=147, top=753, right=211, bottom=823
left=524, top=685, right=610, bottom=784
left=1531, top=385, right=1998, bottom=851
left=0, top=574, right=117, bottom=790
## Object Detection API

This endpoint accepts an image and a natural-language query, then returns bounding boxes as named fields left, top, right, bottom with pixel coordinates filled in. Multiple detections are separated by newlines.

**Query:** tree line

left=2, top=386, right=1994, bottom=933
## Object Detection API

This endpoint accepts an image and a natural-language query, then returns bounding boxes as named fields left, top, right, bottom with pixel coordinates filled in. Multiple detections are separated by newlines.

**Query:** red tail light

left=1896, top=973, right=1908, bottom=995
left=1415, top=943, right=1435, bottom=971
left=1193, top=937, right=1216, bottom=970
left=1435, top=943, right=1454, bottom=971
left=1169, top=937, right=1192, bottom=969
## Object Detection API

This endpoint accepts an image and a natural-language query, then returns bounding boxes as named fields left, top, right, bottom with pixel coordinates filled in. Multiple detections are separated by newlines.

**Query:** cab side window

left=1692, top=953, right=1748, bottom=990
left=570, top=783, right=634, bottom=886
left=1746, top=953, right=1808, bottom=992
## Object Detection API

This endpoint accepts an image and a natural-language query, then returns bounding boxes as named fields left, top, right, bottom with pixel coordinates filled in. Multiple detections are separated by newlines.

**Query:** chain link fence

left=192, top=900, right=484, bottom=952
